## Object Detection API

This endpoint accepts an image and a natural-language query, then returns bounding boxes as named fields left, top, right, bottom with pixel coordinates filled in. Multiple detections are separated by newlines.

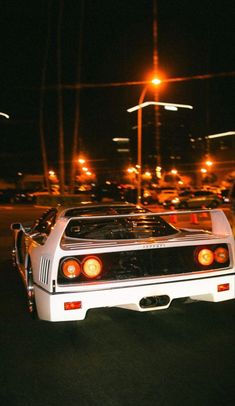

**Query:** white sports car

left=11, top=203, right=235, bottom=322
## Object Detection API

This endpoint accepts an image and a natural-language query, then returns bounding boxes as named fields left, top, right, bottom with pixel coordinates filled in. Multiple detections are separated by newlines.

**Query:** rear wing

left=65, top=208, right=233, bottom=238
left=160, top=208, right=233, bottom=237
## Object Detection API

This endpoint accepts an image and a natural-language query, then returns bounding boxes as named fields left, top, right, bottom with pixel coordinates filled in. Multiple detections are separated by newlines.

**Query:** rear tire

left=26, top=261, right=37, bottom=318
left=12, top=248, right=17, bottom=268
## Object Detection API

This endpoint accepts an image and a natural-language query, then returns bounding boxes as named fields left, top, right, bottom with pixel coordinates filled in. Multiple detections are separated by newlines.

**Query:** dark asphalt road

left=1, top=205, right=235, bottom=406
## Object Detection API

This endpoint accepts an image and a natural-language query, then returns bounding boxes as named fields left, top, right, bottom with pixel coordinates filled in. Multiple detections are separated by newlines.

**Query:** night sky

left=0, top=0, right=234, bottom=181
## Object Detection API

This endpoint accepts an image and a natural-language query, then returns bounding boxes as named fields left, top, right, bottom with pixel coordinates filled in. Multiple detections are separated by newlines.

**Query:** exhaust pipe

left=139, top=295, right=170, bottom=309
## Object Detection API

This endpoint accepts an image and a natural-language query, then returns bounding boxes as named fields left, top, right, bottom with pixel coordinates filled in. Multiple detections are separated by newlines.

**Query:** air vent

left=39, top=257, right=50, bottom=285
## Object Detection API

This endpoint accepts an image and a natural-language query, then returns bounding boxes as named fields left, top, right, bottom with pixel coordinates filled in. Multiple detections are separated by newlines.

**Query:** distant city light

left=143, top=171, right=152, bottom=178
left=78, top=158, right=86, bottom=164
left=112, top=137, right=129, bottom=143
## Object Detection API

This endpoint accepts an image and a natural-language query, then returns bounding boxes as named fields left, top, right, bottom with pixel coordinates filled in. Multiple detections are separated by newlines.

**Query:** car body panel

left=11, top=203, right=235, bottom=322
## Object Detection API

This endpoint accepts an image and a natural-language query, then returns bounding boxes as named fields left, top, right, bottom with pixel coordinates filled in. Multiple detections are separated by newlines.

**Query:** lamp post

left=137, top=86, right=148, bottom=204
left=135, top=79, right=161, bottom=204
left=128, top=97, right=193, bottom=204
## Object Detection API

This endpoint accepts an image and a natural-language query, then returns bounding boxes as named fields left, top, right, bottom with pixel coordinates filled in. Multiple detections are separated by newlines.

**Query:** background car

left=157, top=188, right=178, bottom=204
left=162, top=190, right=193, bottom=208
left=164, top=190, right=223, bottom=209
left=91, top=182, right=124, bottom=202
left=220, top=188, right=230, bottom=204
left=0, top=188, right=35, bottom=204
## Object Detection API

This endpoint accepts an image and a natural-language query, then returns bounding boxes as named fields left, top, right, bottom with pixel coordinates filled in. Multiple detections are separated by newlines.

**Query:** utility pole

left=39, top=0, right=52, bottom=193
left=57, top=0, right=65, bottom=194
left=70, top=0, right=85, bottom=192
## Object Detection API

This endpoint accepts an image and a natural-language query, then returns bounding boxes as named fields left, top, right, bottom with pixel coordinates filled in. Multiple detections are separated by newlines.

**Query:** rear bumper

left=35, top=273, right=235, bottom=322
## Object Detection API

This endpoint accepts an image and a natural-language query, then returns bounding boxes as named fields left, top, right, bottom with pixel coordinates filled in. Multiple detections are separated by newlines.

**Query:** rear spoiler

left=66, top=208, right=232, bottom=237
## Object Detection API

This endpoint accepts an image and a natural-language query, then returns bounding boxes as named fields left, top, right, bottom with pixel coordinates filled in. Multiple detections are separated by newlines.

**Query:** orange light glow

left=78, top=158, right=86, bottom=164
left=62, top=259, right=81, bottom=279
left=64, top=301, right=82, bottom=311
left=214, top=247, right=229, bottom=264
left=217, top=283, right=230, bottom=292
left=152, top=77, right=161, bottom=85
left=197, top=249, right=214, bottom=266
left=82, top=256, right=102, bottom=279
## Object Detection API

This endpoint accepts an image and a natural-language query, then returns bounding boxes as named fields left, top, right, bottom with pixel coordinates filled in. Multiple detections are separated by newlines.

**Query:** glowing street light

left=127, top=79, right=193, bottom=204
left=205, top=160, right=213, bottom=167
left=78, top=157, right=86, bottom=165
left=152, top=78, right=161, bottom=85
left=201, top=168, right=207, bottom=174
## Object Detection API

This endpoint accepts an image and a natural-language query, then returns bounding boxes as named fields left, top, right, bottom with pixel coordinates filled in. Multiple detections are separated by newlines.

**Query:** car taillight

left=197, top=248, right=214, bottom=266
left=217, top=283, right=230, bottom=292
left=196, top=245, right=229, bottom=268
left=82, top=256, right=102, bottom=279
left=61, top=258, right=81, bottom=279
left=214, top=247, right=229, bottom=264
left=64, top=301, right=82, bottom=310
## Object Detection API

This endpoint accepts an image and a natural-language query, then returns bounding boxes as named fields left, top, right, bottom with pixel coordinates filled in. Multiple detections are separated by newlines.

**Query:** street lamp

left=134, top=79, right=161, bottom=204
left=127, top=81, right=193, bottom=204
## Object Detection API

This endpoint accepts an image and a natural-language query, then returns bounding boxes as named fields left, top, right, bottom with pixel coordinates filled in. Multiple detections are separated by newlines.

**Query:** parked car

left=163, top=190, right=222, bottom=209
left=0, top=189, right=35, bottom=204
left=162, top=190, right=193, bottom=208
left=157, top=188, right=179, bottom=204
left=11, top=202, right=235, bottom=322
left=0, top=189, right=16, bottom=203
left=91, top=182, right=124, bottom=202
left=220, top=188, right=230, bottom=204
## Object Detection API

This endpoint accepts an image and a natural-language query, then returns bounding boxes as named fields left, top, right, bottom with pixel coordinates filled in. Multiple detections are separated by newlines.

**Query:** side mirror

left=11, top=223, right=23, bottom=231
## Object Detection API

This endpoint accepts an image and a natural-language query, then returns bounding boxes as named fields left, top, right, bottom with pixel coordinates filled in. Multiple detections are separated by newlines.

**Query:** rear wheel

left=12, top=248, right=17, bottom=268
left=26, top=261, right=37, bottom=318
